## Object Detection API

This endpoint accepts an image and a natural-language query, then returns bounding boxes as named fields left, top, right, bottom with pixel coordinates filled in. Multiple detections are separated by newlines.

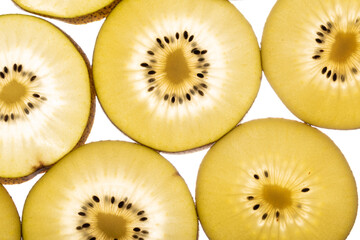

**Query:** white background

left=1, top=0, right=359, bottom=239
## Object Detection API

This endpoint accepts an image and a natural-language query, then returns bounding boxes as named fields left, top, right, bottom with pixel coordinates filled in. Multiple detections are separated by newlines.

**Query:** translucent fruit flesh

left=0, top=184, right=21, bottom=239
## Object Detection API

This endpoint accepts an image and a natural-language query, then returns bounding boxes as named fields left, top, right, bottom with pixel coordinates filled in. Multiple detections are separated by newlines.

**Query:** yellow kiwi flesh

left=262, top=0, right=360, bottom=129
left=0, top=184, right=21, bottom=239
left=93, top=0, right=261, bottom=152
left=11, top=0, right=121, bottom=24
left=22, top=141, right=198, bottom=240
left=0, top=15, right=94, bottom=183
left=196, top=118, right=358, bottom=239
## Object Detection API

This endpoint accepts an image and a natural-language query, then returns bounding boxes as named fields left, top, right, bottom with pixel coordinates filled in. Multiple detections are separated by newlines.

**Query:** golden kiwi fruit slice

left=0, top=184, right=21, bottom=239
left=11, top=0, right=121, bottom=24
left=262, top=0, right=360, bottom=129
left=93, top=0, right=262, bottom=152
left=196, top=118, right=358, bottom=240
left=22, top=141, right=198, bottom=240
left=0, top=14, right=94, bottom=183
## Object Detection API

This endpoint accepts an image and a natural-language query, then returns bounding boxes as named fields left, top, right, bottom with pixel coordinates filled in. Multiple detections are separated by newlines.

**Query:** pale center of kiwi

left=164, top=48, right=190, bottom=85
left=0, top=80, right=27, bottom=104
left=96, top=212, right=127, bottom=238
left=329, top=32, right=358, bottom=63
left=261, top=184, right=292, bottom=209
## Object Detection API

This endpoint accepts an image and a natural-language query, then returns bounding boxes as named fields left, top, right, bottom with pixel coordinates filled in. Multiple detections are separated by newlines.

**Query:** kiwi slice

left=93, top=0, right=262, bottom=152
left=0, top=184, right=21, bottom=239
left=11, top=0, right=121, bottom=24
left=196, top=118, right=358, bottom=239
left=0, top=14, right=94, bottom=183
left=22, top=141, right=198, bottom=239
left=262, top=0, right=360, bottom=129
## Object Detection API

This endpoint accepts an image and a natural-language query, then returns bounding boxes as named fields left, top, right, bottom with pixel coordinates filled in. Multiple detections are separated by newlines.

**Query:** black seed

left=171, top=96, right=176, bottom=103
left=137, top=210, right=145, bottom=215
left=133, top=235, right=138, bottom=239
left=176, top=32, right=180, bottom=39
left=352, top=68, right=358, bottom=74
left=92, top=196, right=100, bottom=203
left=28, top=102, right=34, bottom=109
left=13, top=64, right=17, bottom=71
left=184, top=31, right=188, bottom=39
left=24, top=108, right=29, bottom=115
left=139, top=238, right=144, bottom=240
left=302, top=188, right=310, bottom=192
left=82, top=223, right=90, bottom=228
left=341, top=75, right=346, bottom=81
left=164, top=94, right=169, bottom=101
left=188, top=35, right=194, bottom=42
left=253, top=204, right=260, bottom=210
left=247, top=196, right=254, bottom=200
left=190, top=89, right=195, bottom=95
left=147, top=50, right=154, bottom=55
left=200, top=83, right=208, bottom=88
left=118, top=201, right=124, bottom=208
left=30, top=75, right=37, bottom=81
left=148, top=78, right=155, bottom=83
left=148, top=86, right=155, bottom=92
left=111, top=197, right=115, bottom=204
left=18, top=65, right=22, bottom=72
left=201, top=50, right=207, bottom=55
left=262, top=213, right=268, bottom=220
left=202, top=70, right=208, bottom=74
left=140, top=217, right=148, bottom=221
left=276, top=211, right=280, bottom=218
left=148, top=70, right=156, bottom=75
left=193, top=50, right=201, bottom=55
left=156, top=38, right=164, bottom=48
left=320, top=25, right=328, bottom=31
left=140, top=63, right=149, bottom=68
left=197, top=73, right=204, bottom=78
left=198, top=90, right=204, bottom=96
left=76, top=226, right=82, bottom=230
left=127, top=203, right=132, bottom=209
left=142, top=230, right=149, bottom=234
left=198, top=58, right=205, bottom=62
left=319, top=49, right=324, bottom=52
left=134, top=227, right=141, bottom=232
left=317, top=32, right=324, bottom=37
left=264, top=171, right=269, bottom=177
left=179, top=98, right=183, bottom=104
left=164, top=36, right=170, bottom=44
left=33, top=93, right=40, bottom=98
left=90, top=237, right=96, bottom=240
left=191, top=48, right=198, bottom=53
left=333, top=73, right=337, bottom=81
left=4, top=115, right=8, bottom=122
left=254, top=174, right=259, bottom=180
left=327, top=22, right=332, bottom=28
left=186, top=93, right=191, bottom=101
left=11, top=114, right=14, bottom=120
left=78, top=212, right=86, bottom=216
left=193, top=85, right=198, bottom=91
left=0, top=72, right=4, bottom=78
left=316, top=38, right=323, bottom=44
left=327, top=70, right=332, bottom=78
left=88, top=203, right=94, bottom=208
left=4, top=67, right=8, bottom=73
left=312, top=55, right=321, bottom=60
left=322, top=67, right=327, bottom=74
left=204, top=63, right=210, bottom=67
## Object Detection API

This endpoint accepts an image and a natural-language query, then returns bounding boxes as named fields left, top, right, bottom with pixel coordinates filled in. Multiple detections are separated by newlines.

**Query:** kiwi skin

left=11, top=0, right=121, bottom=24
left=0, top=15, right=96, bottom=184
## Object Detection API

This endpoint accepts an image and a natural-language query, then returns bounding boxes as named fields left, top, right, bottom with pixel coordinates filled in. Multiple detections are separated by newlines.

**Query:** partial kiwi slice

left=22, top=141, right=198, bottom=240
left=0, top=14, right=94, bottom=183
left=196, top=118, right=358, bottom=239
left=11, top=0, right=121, bottom=24
left=93, top=0, right=261, bottom=152
left=0, top=184, right=21, bottom=239
left=262, top=0, right=360, bottom=129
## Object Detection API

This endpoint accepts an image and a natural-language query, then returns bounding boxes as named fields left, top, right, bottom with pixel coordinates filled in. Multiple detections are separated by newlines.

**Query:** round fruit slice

left=0, top=184, right=21, bottom=239
left=93, top=0, right=261, bottom=152
left=22, top=141, right=198, bottom=240
left=262, top=0, right=360, bottom=129
left=12, top=0, right=121, bottom=24
left=196, top=118, right=358, bottom=240
left=0, top=15, right=94, bottom=183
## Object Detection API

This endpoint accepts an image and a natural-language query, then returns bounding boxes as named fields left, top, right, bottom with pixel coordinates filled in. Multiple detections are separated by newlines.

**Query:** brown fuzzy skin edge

left=11, top=0, right=122, bottom=24
left=0, top=15, right=96, bottom=184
